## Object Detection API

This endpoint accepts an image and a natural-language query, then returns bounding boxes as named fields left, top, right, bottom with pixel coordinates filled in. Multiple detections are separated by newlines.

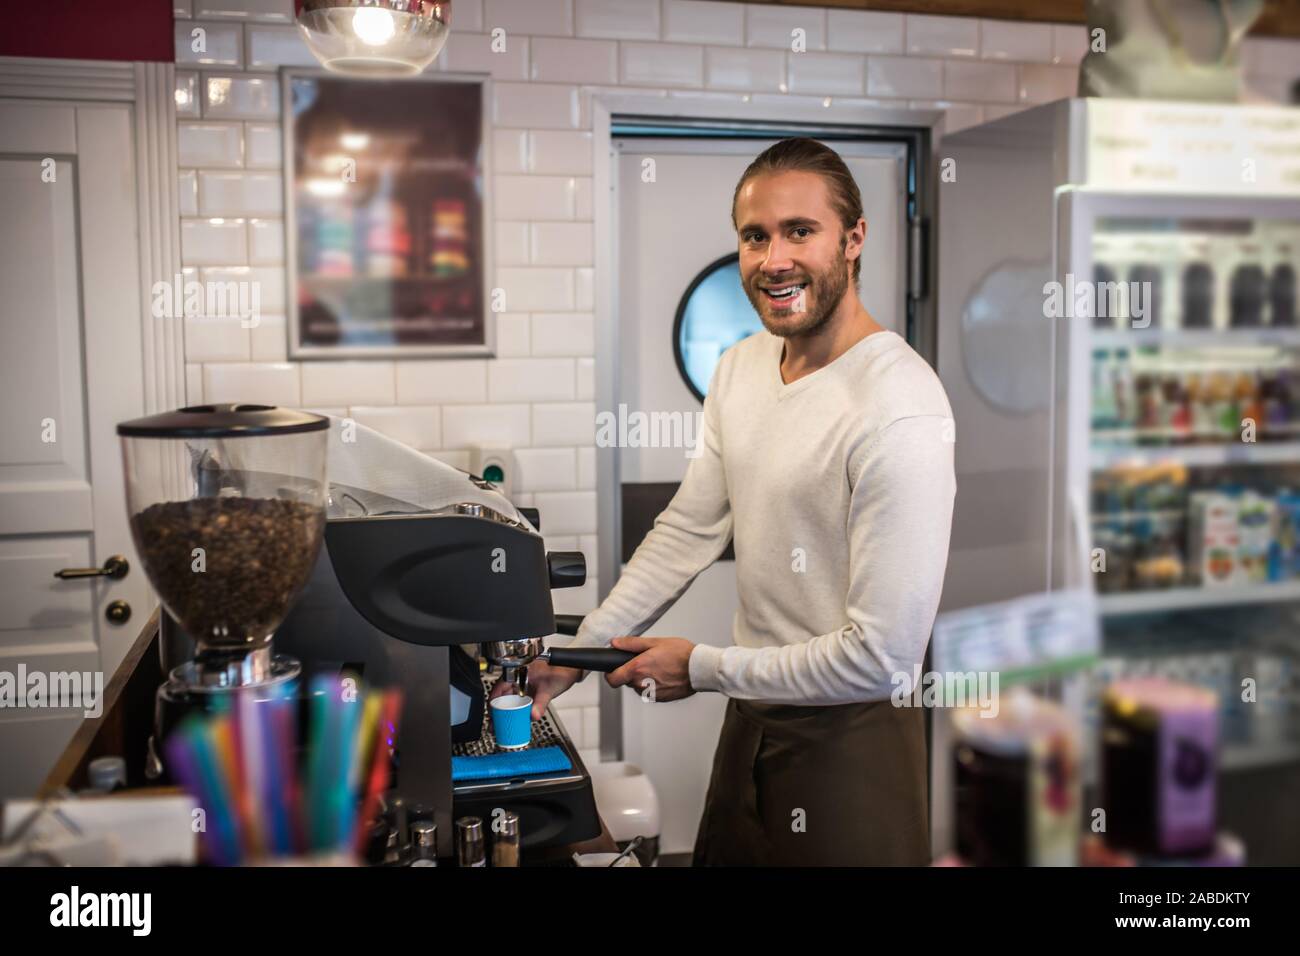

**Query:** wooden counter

left=41, top=609, right=618, bottom=865
left=41, top=608, right=163, bottom=797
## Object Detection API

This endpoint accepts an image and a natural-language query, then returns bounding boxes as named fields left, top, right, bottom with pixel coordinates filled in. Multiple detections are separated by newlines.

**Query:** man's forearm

left=571, top=506, right=733, bottom=648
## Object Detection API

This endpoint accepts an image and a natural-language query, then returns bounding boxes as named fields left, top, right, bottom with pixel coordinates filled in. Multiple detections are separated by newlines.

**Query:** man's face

left=734, top=170, right=863, bottom=338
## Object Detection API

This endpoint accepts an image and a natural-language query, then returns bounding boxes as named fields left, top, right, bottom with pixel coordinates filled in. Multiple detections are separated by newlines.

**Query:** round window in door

left=673, top=253, right=762, bottom=402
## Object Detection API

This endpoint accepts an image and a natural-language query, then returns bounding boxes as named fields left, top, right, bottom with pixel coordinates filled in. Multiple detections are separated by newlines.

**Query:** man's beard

left=745, top=256, right=850, bottom=339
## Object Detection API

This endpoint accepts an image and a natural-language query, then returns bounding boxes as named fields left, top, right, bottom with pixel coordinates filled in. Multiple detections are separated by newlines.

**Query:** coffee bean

left=131, top=497, right=324, bottom=646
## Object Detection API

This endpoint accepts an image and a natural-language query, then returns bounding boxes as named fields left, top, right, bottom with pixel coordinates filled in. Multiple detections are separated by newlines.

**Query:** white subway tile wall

left=182, top=217, right=248, bottom=265
left=531, top=313, right=595, bottom=356
left=496, top=266, right=576, bottom=311
left=198, top=170, right=282, bottom=216
left=442, top=404, right=531, bottom=448
left=194, top=0, right=293, bottom=22
left=531, top=37, right=618, bottom=84
left=185, top=315, right=250, bottom=362
left=250, top=314, right=288, bottom=362
left=514, top=447, right=579, bottom=491
left=496, top=313, right=531, bottom=356
left=350, top=406, right=442, bottom=451
left=202, top=74, right=279, bottom=119
left=493, top=128, right=530, bottom=173
left=204, top=362, right=300, bottom=407
left=173, top=0, right=1298, bottom=755
left=533, top=402, right=596, bottom=447
left=905, top=13, right=978, bottom=58
left=175, top=21, right=243, bottom=67
left=979, top=20, right=1054, bottom=63
left=486, top=0, right=575, bottom=38
left=245, top=23, right=318, bottom=69
left=662, top=0, right=742, bottom=47
left=452, top=0, right=486, bottom=34
left=175, top=72, right=200, bottom=117
left=488, top=358, right=578, bottom=402
left=248, top=218, right=284, bottom=264
left=787, top=51, right=865, bottom=96
left=620, top=42, right=705, bottom=88
left=943, top=60, right=1017, bottom=103
left=395, top=360, right=488, bottom=405
left=705, top=46, right=786, bottom=91
left=575, top=267, right=594, bottom=310
left=1018, top=63, right=1079, bottom=104
left=1052, top=24, right=1090, bottom=66
left=496, top=220, right=531, bottom=266
left=530, top=222, right=594, bottom=266
left=178, top=170, right=198, bottom=216
left=179, top=121, right=244, bottom=167
left=244, top=123, right=281, bottom=167
left=301, top=361, right=396, bottom=407
left=576, top=357, right=594, bottom=400
left=827, top=11, right=903, bottom=55
left=576, top=0, right=661, bottom=41
left=444, top=32, right=531, bottom=79
left=493, top=81, right=582, bottom=127
left=200, top=265, right=285, bottom=311
left=746, top=6, right=826, bottom=51
left=868, top=55, right=943, bottom=99
left=494, top=174, right=577, bottom=220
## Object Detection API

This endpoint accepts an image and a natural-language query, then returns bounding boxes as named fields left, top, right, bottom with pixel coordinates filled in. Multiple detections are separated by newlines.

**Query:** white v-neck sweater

left=571, top=328, right=956, bottom=705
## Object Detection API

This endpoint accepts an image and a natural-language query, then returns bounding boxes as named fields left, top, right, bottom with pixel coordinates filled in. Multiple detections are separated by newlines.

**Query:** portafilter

left=483, top=615, right=636, bottom=695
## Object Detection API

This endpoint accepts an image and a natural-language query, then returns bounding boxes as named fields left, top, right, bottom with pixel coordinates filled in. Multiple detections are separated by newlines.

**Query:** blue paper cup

left=490, top=694, right=533, bottom=750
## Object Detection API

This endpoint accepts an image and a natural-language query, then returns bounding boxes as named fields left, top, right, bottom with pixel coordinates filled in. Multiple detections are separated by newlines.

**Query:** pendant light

left=296, top=1, right=451, bottom=76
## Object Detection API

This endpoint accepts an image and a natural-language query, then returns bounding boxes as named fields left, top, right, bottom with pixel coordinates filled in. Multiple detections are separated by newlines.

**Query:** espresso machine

left=273, top=479, right=633, bottom=859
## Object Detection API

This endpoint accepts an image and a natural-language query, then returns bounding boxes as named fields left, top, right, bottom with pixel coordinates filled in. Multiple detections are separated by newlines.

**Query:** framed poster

left=283, top=69, right=494, bottom=358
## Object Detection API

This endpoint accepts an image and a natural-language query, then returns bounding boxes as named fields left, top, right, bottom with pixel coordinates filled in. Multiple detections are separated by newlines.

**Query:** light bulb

left=352, top=6, right=396, bottom=47
left=297, top=0, right=450, bottom=75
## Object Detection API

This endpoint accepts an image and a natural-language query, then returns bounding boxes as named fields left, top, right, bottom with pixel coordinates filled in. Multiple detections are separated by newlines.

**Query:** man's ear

left=845, top=217, right=866, bottom=265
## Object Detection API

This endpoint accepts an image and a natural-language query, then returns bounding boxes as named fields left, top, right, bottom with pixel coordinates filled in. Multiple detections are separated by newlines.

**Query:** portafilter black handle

left=544, top=646, right=637, bottom=672
left=548, top=615, right=637, bottom=670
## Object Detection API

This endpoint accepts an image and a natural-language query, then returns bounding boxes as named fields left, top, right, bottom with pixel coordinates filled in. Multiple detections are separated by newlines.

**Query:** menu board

left=285, top=71, right=492, bottom=358
left=1085, top=100, right=1300, bottom=196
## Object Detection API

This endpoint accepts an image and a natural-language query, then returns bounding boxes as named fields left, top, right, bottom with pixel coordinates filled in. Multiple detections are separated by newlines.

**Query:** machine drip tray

left=451, top=674, right=588, bottom=796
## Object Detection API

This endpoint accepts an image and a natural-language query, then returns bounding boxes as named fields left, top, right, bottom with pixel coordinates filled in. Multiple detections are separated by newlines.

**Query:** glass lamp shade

left=296, top=0, right=451, bottom=76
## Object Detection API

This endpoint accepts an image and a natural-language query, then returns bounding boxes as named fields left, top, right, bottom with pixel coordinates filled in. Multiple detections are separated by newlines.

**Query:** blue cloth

left=451, top=746, right=572, bottom=781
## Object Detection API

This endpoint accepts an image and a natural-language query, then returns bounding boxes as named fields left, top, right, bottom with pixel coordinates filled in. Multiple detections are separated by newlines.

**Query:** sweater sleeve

left=687, top=414, right=955, bottom=704
left=567, top=360, right=735, bottom=649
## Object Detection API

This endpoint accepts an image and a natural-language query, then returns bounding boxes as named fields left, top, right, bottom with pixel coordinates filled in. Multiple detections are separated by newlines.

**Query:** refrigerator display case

left=933, top=98, right=1300, bottom=863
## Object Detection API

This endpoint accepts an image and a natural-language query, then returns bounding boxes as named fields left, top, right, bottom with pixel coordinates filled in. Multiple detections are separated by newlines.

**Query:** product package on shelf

left=1189, top=490, right=1244, bottom=587
left=1274, top=491, right=1300, bottom=578
left=1236, top=491, right=1277, bottom=583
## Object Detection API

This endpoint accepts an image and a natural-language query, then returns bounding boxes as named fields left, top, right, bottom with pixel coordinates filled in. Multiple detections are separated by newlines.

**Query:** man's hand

left=605, top=636, right=697, bottom=703
left=490, top=658, right=583, bottom=720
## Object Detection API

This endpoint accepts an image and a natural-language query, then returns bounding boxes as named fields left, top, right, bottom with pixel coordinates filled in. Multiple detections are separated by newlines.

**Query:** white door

left=0, top=99, right=148, bottom=798
left=613, top=136, right=910, bottom=855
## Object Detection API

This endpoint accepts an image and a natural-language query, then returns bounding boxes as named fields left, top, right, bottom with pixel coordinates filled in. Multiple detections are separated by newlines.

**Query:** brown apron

left=691, top=697, right=930, bottom=866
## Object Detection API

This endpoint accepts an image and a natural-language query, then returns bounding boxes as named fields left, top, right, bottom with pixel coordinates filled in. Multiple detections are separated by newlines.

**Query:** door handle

left=54, top=555, right=130, bottom=581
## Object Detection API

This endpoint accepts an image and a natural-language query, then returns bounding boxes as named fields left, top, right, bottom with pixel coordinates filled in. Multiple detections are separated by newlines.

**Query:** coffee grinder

left=117, top=404, right=330, bottom=774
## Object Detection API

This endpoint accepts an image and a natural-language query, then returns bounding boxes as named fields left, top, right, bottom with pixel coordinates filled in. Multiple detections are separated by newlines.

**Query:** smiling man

left=525, top=138, right=956, bottom=865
